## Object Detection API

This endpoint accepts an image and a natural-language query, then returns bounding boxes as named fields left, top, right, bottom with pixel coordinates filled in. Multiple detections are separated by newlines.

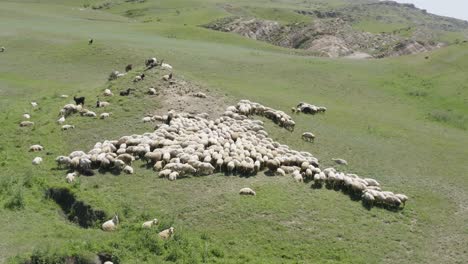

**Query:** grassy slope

left=0, top=1, right=467, bottom=263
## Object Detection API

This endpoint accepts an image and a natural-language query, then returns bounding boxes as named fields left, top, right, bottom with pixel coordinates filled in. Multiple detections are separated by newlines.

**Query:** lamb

left=66, top=172, right=77, bottom=183
left=73, top=96, right=85, bottom=106
left=158, top=227, right=175, bottom=239
left=29, top=145, right=44, bottom=152
left=120, top=88, right=131, bottom=96
left=239, top=187, right=256, bottom=196
left=32, top=157, right=43, bottom=165
left=96, top=100, right=110, bottom=108
left=332, top=158, right=348, bottom=165
left=148, top=88, right=157, bottom=95
left=301, top=132, right=315, bottom=142
left=142, top=219, right=159, bottom=228
left=103, top=89, right=113, bottom=96
left=57, top=116, right=66, bottom=124
left=62, top=124, right=75, bottom=130
left=100, top=113, right=111, bottom=119
left=23, top=114, right=31, bottom=119
left=102, top=215, right=119, bottom=231
left=20, top=121, right=34, bottom=127
left=123, top=165, right=134, bottom=174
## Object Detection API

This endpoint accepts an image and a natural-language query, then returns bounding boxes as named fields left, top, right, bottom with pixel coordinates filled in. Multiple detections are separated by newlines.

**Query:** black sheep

left=125, top=64, right=133, bottom=72
left=73, top=96, right=85, bottom=106
left=120, top=88, right=131, bottom=96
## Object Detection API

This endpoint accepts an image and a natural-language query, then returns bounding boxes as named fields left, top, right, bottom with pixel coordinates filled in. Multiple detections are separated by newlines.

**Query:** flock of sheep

left=20, top=54, right=407, bottom=250
left=50, top=98, right=407, bottom=209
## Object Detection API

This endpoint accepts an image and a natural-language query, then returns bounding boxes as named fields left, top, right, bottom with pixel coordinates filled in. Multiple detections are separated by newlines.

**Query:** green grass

left=0, top=1, right=467, bottom=263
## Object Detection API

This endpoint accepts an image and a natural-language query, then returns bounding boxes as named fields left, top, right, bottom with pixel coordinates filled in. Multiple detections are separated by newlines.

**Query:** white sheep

left=102, top=215, right=119, bottom=231
left=57, top=116, right=66, bottom=124
left=97, top=101, right=110, bottom=108
left=142, top=116, right=152, bottom=123
left=103, top=89, right=113, bottom=96
left=23, top=113, right=31, bottom=119
left=292, top=170, right=303, bottom=182
left=168, top=171, right=179, bottom=181
left=332, top=158, right=348, bottom=165
left=62, top=124, right=75, bottom=130
left=32, top=157, right=43, bottom=165
left=123, top=165, right=134, bottom=174
left=29, top=145, right=44, bottom=152
left=158, top=227, right=175, bottom=239
left=100, top=113, right=111, bottom=119
left=161, top=63, right=172, bottom=70
left=31, top=101, right=38, bottom=107
left=60, top=95, right=69, bottom=98
left=81, top=110, right=97, bottom=117
left=20, top=121, right=34, bottom=127
left=66, top=172, right=77, bottom=183
left=301, top=132, right=315, bottom=142
left=142, top=218, right=159, bottom=228
left=148, top=88, right=157, bottom=95
left=193, top=92, right=207, bottom=98
left=239, top=187, right=256, bottom=196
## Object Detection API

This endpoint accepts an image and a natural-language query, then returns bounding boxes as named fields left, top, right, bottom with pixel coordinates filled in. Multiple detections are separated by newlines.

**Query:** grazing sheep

left=23, top=114, right=31, bottom=119
left=81, top=110, right=97, bottom=117
left=60, top=95, right=69, bottom=98
left=88, top=38, right=93, bottom=45
left=395, top=194, right=408, bottom=206
left=145, top=57, right=157, bottom=68
left=103, top=89, right=113, bottom=96
left=123, top=165, right=134, bottom=174
left=168, top=171, right=179, bottom=181
left=32, top=157, right=43, bottom=165
left=193, top=92, right=207, bottom=98
left=57, top=116, right=66, bottom=124
left=29, top=145, right=44, bottom=152
left=66, top=172, right=77, bottom=183
left=362, top=192, right=375, bottom=206
left=73, top=96, right=85, bottom=106
left=161, top=63, right=172, bottom=70
left=125, top=64, right=133, bottom=72
left=62, top=124, right=75, bottom=130
left=158, top=227, right=175, bottom=239
left=117, top=154, right=134, bottom=165
left=239, top=187, right=256, bottom=196
left=20, top=121, right=34, bottom=127
left=292, top=170, right=303, bottom=182
left=0, top=47, right=5, bottom=52
left=332, top=158, right=348, bottom=165
left=276, top=168, right=286, bottom=176
left=56, top=156, right=71, bottom=168
left=142, top=116, right=152, bottom=123
left=100, top=113, right=111, bottom=119
left=301, top=132, right=315, bottom=142
left=102, top=215, right=119, bottom=231
left=148, top=88, right=157, bottom=95
left=31, top=101, right=38, bottom=107
left=120, top=88, right=131, bottom=96
left=133, top=74, right=145, bottom=82
left=96, top=100, right=110, bottom=108
left=162, top=73, right=173, bottom=81
left=142, top=219, right=159, bottom=228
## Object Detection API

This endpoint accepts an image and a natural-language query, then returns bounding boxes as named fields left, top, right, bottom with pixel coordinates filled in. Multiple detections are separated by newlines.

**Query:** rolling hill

left=0, top=0, right=467, bottom=263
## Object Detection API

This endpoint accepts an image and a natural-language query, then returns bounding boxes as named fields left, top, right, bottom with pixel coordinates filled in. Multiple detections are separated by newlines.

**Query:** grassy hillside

left=0, top=0, right=467, bottom=263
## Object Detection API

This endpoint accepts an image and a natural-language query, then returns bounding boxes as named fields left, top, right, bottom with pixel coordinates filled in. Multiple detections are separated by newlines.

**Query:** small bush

left=4, top=187, right=24, bottom=210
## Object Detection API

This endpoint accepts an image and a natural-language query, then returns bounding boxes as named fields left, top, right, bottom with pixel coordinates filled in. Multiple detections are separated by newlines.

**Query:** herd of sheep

left=20, top=54, right=408, bottom=251
left=50, top=98, right=407, bottom=209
